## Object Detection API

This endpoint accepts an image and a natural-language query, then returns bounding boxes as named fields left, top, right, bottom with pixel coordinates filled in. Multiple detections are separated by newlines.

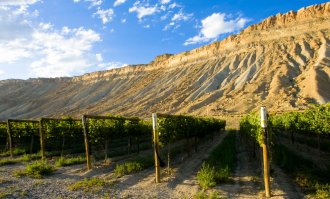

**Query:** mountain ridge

left=0, top=3, right=329, bottom=119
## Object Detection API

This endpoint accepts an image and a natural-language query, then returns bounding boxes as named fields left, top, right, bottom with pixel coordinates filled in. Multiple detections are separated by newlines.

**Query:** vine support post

left=152, top=113, right=160, bottom=183
left=39, top=118, right=46, bottom=160
left=6, top=120, right=13, bottom=158
left=82, top=115, right=92, bottom=170
left=260, top=106, right=271, bottom=198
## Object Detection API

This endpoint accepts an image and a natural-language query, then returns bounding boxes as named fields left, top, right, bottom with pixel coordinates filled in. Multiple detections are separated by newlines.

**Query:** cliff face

left=0, top=3, right=329, bottom=119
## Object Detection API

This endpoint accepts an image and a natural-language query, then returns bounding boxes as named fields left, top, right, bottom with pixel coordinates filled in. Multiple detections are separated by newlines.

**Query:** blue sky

left=0, top=0, right=328, bottom=80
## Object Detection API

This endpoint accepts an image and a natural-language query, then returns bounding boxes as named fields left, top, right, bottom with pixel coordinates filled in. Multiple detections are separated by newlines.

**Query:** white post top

left=152, top=113, right=157, bottom=130
left=260, top=106, right=267, bottom=128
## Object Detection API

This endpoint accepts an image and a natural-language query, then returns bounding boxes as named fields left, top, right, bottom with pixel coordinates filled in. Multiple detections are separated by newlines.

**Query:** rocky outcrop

left=0, top=3, right=329, bottom=119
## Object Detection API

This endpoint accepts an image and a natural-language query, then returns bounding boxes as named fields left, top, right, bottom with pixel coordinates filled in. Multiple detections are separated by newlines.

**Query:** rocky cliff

left=0, top=3, right=329, bottom=119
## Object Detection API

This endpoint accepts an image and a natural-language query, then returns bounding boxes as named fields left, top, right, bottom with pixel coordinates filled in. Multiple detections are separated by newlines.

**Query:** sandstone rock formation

left=0, top=3, right=329, bottom=119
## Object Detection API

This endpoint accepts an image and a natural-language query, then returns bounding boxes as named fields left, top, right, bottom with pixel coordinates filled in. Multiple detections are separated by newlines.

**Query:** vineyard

left=1, top=104, right=330, bottom=198
left=240, top=103, right=330, bottom=198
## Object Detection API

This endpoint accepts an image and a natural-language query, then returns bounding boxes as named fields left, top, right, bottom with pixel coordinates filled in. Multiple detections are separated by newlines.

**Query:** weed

left=197, top=163, right=217, bottom=189
left=15, top=160, right=55, bottom=178
left=0, top=158, right=18, bottom=166
left=194, top=190, right=225, bottom=199
left=114, top=161, right=144, bottom=177
left=68, top=178, right=112, bottom=193
left=114, top=157, right=153, bottom=177
left=55, top=156, right=86, bottom=167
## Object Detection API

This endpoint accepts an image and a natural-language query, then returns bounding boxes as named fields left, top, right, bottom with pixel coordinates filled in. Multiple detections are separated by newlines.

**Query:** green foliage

left=194, top=190, right=224, bottom=199
left=16, top=160, right=55, bottom=178
left=239, top=113, right=263, bottom=145
left=0, top=154, right=40, bottom=166
left=10, top=121, right=39, bottom=138
left=240, top=103, right=330, bottom=146
left=270, top=103, right=330, bottom=135
left=55, top=156, right=86, bottom=167
left=0, top=158, right=17, bottom=166
left=67, top=178, right=112, bottom=193
left=197, top=163, right=217, bottom=189
left=158, top=115, right=226, bottom=146
left=114, top=157, right=153, bottom=177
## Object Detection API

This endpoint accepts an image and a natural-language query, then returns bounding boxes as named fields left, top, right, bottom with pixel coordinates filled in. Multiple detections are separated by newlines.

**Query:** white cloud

left=163, top=9, right=192, bottom=31
left=0, top=6, right=103, bottom=78
left=98, top=62, right=127, bottom=70
left=0, top=0, right=40, bottom=6
left=168, top=2, right=179, bottom=9
left=172, top=10, right=193, bottom=21
left=39, top=22, right=53, bottom=30
left=114, top=0, right=127, bottom=7
left=129, top=2, right=159, bottom=20
left=184, top=13, right=249, bottom=45
left=86, top=0, right=102, bottom=7
left=121, top=18, right=126, bottom=23
left=93, top=8, right=114, bottom=24
left=95, top=53, right=103, bottom=62
left=73, top=0, right=102, bottom=8
left=0, top=69, right=4, bottom=75
left=160, top=0, right=171, bottom=5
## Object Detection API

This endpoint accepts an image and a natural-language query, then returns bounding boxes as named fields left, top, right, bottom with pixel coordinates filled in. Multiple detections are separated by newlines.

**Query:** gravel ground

left=0, top=131, right=305, bottom=199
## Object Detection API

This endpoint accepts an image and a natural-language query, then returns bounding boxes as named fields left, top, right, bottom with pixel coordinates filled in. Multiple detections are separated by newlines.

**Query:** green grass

left=114, top=157, right=154, bottom=177
left=193, top=190, right=225, bottom=199
left=0, top=154, right=41, bottom=166
left=55, top=156, right=86, bottom=167
left=0, top=158, right=18, bottom=166
left=15, top=160, right=55, bottom=178
left=67, top=178, right=113, bottom=193
left=196, top=131, right=236, bottom=189
left=273, top=144, right=330, bottom=199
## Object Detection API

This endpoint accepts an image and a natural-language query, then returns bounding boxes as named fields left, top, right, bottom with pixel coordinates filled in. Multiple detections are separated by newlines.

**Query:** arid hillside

left=0, top=3, right=329, bottom=120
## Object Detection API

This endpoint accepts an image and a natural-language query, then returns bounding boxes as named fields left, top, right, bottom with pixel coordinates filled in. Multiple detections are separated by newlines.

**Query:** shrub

left=16, top=160, right=55, bottom=178
left=197, top=163, right=217, bottom=189
left=68, top=178, right=112, bottom=193
left=114, top=157, right=153, bottom=177
left=114, top=161, right=144, bottom=177
left=55, top=156, right=86, bottom=167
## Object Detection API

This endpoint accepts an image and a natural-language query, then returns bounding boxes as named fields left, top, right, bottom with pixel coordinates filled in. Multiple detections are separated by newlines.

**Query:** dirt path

left=213, top=131, right=305, bottom=199
left=113, top=131, right=229, bottom=198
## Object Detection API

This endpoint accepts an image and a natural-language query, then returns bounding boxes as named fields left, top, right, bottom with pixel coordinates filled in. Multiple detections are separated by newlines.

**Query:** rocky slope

left=0, top=3, right=329, bottom=120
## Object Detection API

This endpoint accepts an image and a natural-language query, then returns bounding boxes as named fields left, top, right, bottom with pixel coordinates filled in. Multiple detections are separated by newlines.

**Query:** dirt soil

left=0, top=131, right=305, bottom=199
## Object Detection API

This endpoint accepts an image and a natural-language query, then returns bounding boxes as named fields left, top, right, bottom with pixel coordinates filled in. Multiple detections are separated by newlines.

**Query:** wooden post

left=6, top=120, right=13, bottom=158
left=260, top=107, right=271, bottom=198
left=82, top=115, right=92, bottom=170
left=39, top=118, right=46, bottom=160
left=152, top=113, right=160, bottom=183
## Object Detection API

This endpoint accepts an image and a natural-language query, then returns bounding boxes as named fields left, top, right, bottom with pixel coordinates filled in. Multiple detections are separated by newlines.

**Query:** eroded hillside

left=0, top=3, right=329, bottom=119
